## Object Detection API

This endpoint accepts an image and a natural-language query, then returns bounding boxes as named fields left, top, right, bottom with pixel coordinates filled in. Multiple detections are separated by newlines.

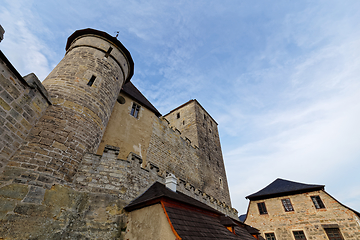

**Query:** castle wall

left=6, top=32, right=133, bottom=183
left=0, top=53, right=51, bottom=171
left=245, top=190, right=360, bottom=240
left=164, top=100, right=231, bottom=205
left=96, top=92, right=155, bottom=162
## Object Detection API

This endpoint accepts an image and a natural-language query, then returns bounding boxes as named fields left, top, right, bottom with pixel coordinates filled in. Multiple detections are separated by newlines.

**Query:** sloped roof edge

left=246, top=178, right=324, bottom=200
left=121, top=82, right=161, bottom=117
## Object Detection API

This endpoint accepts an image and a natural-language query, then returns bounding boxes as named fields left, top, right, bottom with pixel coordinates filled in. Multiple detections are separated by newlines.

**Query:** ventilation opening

left=117, top=95, right=126, bottom=104
left=104, top=46, right=113, bottom=58
left=87, top=75, right=96, bottom=86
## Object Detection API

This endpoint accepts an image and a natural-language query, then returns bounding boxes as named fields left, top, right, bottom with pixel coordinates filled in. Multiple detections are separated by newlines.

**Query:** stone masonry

left=5, top=29, right=133, bottom=183
left=0, top=52, right=51, bottom=171
left=164, top=99, right=231, bottom=205
left=245, top=190, right=360, bottom=240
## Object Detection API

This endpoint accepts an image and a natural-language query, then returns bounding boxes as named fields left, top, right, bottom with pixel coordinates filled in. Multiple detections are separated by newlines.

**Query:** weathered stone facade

left=0, top=28, right=236, bottom=239
left=245, top=187, right=360, bottom=240
left=0, top=52, right=51, bottom=170
left=164, top=100, right=231, bottom=205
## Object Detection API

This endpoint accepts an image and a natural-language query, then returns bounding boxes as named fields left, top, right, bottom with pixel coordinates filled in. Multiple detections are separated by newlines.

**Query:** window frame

left=311, top=195, right=325, bottom=209
left=293, top=230, right=307, bottom=240
left=257, top=202, right=268, bottom=215
left=264, top=232, right=276, bottom=240
left=130, top=102, right=141, bottom=118
left=281, top=198, right=294, bottom=212
left=324, top=228, right=344, bottom=240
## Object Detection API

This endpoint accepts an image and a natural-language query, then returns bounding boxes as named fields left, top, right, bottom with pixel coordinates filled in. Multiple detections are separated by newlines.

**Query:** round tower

left=9, top=29, right=134, bottom=182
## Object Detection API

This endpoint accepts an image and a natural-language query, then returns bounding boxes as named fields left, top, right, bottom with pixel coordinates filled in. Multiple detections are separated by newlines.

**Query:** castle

left=0, top=28, right=251, bottom=239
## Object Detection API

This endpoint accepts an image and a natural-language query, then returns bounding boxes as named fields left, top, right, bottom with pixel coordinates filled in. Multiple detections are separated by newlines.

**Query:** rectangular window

left=265, top=232, right=276, bottom=240
left=282, top=198, right=294, bottom=212
left=257, top=202, right=268, bottom=215
left=87, top=75, right=96, bottom=86
left=311, top=196, right=325, bottom=209
left=324, top=228, right=344, bottom=240
left=293, top=231, right=307, bottom=240
left=177, top=112, right=180, bottom=119
left=130, top=103, right=141, bottom=118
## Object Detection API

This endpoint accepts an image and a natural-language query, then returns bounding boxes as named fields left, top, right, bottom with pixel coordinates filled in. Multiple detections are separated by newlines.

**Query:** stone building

left=244, top=178, right=360, bottom=240
left=0, top=28, right=248, bottom=239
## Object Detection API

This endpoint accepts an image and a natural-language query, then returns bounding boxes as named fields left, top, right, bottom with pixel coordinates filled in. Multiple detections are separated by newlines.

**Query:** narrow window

left=324, top=228, right=344, bottom=240
left=183, top=120, right=185, bottom=125
left=87, top=75, right=96, bottom=86
left=293, top=231, right=307, bottom=240
left=210, top=121, right=213, bottom=126
left=130, top=103, right=141, bottom=118
left=265, top=233, right=276, bottom=240
left=104, top=46, right=113, bottom=58
left=257, top=202, right=267, bottom=215
left=177, top=112, right=180, bottom=119
left=282, top=198, right=294, bottom=212
left=204, top=114, right=206, bottom=120
left=311, top=196, right=325, bottom=209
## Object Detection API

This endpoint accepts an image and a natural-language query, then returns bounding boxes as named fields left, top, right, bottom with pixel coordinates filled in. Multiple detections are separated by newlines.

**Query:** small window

left=282, top=198, right=294, bottom=212
left=87, top=75, right=96, bottom=86
left=204, top=114, right=206, bottom=120
left=104, top=46, right=113, bottom=58
left=311, top=196, right=325, bottom=209
left=183, top=120, right=185, bottom=125
left=130, top=103, right=141, bottom=118
left=265, top=233, right=276, bottom=240
left=324, top=228, right=344, bottom=240
left=177, top=113, right=180, bottom=119
left=293, top=231, right=306, bottom=240
left=257, top=202, right=267, bottom=215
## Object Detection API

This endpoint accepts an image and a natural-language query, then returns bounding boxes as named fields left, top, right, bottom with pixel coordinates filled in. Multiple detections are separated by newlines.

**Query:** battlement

left=74, top=145, right=237, bottom=218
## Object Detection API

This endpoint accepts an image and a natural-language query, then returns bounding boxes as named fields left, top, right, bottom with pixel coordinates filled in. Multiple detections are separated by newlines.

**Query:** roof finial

left=115, top=31, right=119, bottom=38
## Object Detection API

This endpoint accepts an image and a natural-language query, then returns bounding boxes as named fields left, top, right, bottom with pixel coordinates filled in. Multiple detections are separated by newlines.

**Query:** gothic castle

left=0, top=28, right=253, bottom=239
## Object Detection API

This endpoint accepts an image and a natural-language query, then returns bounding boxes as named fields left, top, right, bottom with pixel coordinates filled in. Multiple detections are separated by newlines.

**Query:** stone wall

left=164, top=100, right=231, bottom=205
left=245, top=190, right=360, bottom=240
left=0, top=51, right=51, bottom=171
left=75, top=145, right=238, bottom=218
left=5, top=31, right=133, bottom=183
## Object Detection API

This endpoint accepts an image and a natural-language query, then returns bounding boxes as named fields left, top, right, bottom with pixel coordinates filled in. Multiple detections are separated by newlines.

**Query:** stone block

left=0, top=183, right=28, bottom=200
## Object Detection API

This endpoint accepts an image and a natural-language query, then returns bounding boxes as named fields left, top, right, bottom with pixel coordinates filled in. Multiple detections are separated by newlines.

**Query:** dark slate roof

left=125, top=182, right=259, bottom=240
left=246, top=178, right=324, bottom=200
left=238, top=214, right=247, bottom=222
left=121, top=82, right=161, bottom=117
left=165, top=205, right=255, bottom=240
left=124, top=181, right=218, bottom=213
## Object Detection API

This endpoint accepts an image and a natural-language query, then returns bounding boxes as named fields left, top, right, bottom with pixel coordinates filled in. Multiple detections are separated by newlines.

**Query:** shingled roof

left=124, top=181, right=218, bottom=213
left=125, top=182, right=259, bottom=240
left=121, top=82, right=161, bottom=117
left=246, top=178, right=324, bottom=200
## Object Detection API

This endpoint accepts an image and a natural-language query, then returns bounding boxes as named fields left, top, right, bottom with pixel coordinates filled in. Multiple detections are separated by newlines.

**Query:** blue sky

left=1, top=0, right=360, bottom=214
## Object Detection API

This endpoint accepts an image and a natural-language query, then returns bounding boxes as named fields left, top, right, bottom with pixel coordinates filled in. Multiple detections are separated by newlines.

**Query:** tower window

left=257, top=202, right=267, bottom=215
left=281, top=198, right=294, bottom=212
left=177, top=113, right=180, bottom=119
left=87, top=75, right=96, bottom=86
left=204, top=114, right=206, bottom=120
left=311, top=196, right=325, bottom=209
left=104, top=46, right=113, bottom=58
left=130, top=103, right=141, bottom=118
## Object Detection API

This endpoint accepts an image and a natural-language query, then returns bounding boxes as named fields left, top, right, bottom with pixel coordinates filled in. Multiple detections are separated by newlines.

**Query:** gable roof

left=124, top=181, right=217, bottom=213
left=125, top=182, right=259, bottom=240
left=121, top=82, right=161, bottom=117
left=246, top=178, right=324, bottom=200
